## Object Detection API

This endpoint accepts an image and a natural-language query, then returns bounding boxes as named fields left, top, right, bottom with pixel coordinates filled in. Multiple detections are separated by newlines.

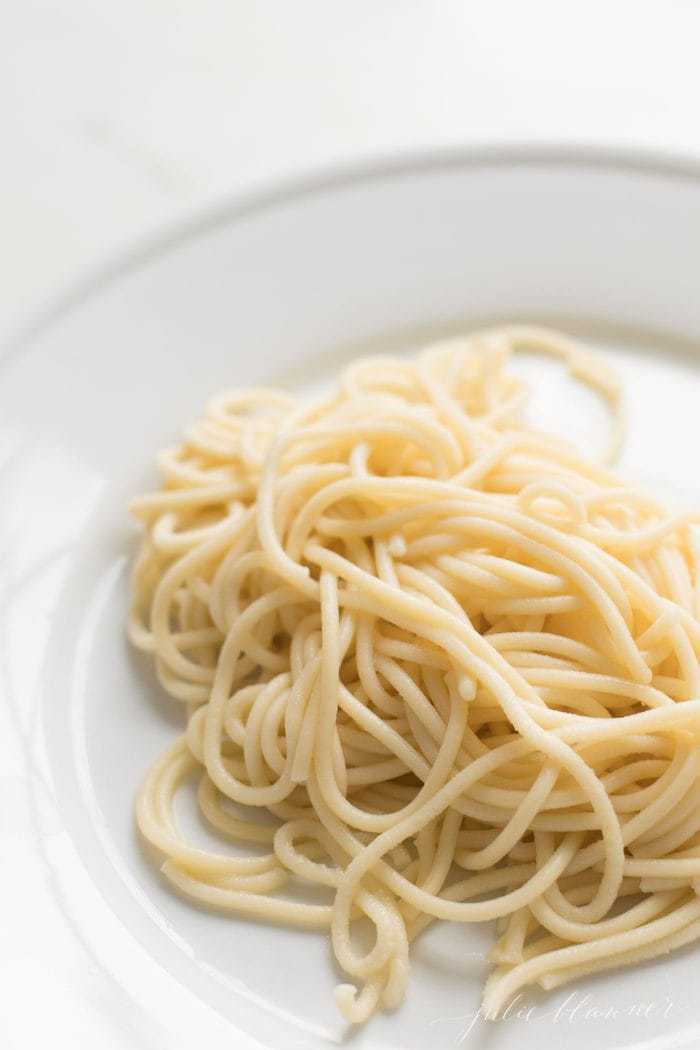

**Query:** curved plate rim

left=6, top=139, right=700, bottom=359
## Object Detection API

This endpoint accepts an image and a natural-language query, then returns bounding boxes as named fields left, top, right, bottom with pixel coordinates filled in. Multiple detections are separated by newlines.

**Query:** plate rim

left=6, top=139, right=700, bottom=358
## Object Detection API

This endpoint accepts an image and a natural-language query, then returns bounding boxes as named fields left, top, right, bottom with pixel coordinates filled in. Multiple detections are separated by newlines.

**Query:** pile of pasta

left=130, top=326, right=700, bottom=1023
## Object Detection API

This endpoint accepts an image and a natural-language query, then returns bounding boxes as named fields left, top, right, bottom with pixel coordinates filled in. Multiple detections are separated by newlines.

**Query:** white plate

left=4, top=147, right=700, bottom=1050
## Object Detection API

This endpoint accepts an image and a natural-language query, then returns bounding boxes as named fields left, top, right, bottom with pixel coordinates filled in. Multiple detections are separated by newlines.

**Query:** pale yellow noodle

left=130, top=326, right=700, bottom=1024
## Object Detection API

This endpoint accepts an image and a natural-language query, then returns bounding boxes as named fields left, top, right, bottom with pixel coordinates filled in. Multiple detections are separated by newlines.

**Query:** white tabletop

left=4, top=0, right=700, bottom=341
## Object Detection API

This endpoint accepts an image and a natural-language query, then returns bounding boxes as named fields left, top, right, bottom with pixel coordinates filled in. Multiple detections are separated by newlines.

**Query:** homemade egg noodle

left=130, top=326, right=700, bottom=1023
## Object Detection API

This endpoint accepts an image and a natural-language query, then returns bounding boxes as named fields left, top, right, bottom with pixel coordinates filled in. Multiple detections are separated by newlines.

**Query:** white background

left=4, top=8, right=700, bottom=1048
left=4, top=0, right=700, bottom=341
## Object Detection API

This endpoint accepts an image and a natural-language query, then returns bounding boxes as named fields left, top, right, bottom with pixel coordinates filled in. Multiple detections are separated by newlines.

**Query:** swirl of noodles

left=130, top=326, right=700, bottom=1024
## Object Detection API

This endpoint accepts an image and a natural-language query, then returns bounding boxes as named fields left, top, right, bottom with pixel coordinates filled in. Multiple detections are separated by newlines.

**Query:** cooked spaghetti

left=130, top=326, right=700, bottom=1023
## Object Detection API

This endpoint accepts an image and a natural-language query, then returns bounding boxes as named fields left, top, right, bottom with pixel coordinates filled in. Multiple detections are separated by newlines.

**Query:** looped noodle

left=518, top=481, right=588, bottom=530
left=130, top=326, right=700, bottom=1024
